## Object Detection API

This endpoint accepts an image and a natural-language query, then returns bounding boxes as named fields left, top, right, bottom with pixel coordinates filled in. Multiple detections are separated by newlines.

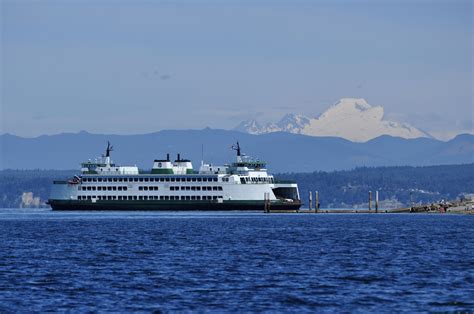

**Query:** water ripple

left=0, top=210, right=473, bottom=312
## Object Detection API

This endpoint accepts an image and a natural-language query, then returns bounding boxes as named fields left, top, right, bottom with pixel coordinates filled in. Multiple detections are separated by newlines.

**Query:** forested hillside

left=0, top=164, right=473, bottom=208
left=277, top=163, right=474, bottom=208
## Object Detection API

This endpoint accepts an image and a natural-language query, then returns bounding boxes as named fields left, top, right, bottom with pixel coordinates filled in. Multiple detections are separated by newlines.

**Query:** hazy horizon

left=1, top=0, right=473, bottom=140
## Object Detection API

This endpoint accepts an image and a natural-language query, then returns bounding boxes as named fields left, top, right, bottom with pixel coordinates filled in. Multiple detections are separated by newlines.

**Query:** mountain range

left=235, top=98, right=431, bottom=142
left=1, top=130, right=473, bottom=172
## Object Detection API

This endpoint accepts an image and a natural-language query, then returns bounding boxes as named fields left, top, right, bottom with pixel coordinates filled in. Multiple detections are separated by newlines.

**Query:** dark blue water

left=0, top=209, right=473, bottom=312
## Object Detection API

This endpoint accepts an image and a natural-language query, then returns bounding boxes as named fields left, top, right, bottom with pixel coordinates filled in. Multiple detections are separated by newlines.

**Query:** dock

left=266, top=190, right=474, bottom=214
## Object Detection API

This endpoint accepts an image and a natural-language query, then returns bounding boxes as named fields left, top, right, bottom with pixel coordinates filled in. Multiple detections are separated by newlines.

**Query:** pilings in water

left=315, top=191, right=319, bottom=213
left=369, top=191, right=372, bottom=211
left=375, top=191, right=379, bottom=213
left=264, top=192, right=270, bottom=213
left=309, top=191, right=313, bottom=211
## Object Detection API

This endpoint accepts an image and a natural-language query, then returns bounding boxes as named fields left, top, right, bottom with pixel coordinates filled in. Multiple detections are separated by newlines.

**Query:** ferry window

left=196, top=187, right=201, bottom=191
left=197, top=178, right=202, bottom=182
left=108, top=178, right=112, bottom=182
left=191, top=196, right=196, bottom=200
left=145, top=196, right=149, bottom=200
left=87, top=196, right=92, bottom=200
left=113, top=178, right=118, bottom=182
left=185, top=196, right=190, bottom=200
left=92, top=187, right=96, bottom=191
left=139, top=186, right=143, bottom=191
left=113, top=196, right=117, bottom=200
left=164, top=196, right=169, bottom=200
left=203, top=178, right=207, bottom=182
left=81, top=187, right=86, bottom=191
left=218, top=187, right=223, bottom=191
left=139, top=178, right=143, bottom=182
left=118, top=196, right=122, bottom=200
left=186, top=186, right=190, bottom=191
left=240, top=178, right=245, bottom=184
left=213, top=187, right=218, bottom=191
left=218, top=196, right=223, bottom=199
left=213, top=178, right=218, bottom=182
left=207, top=196, right=212, bottom=200
left=128, top=196, right=132, bottom=200
left=181, top=196, right=185, bottom=200
left=117, top=186, right=122, bottom=191
left=93, top=178, right=97, bottom=182
left=124, top=187, right=128, bottom=191
left=192, top=178, right=196, bottom=182
left=144, top=186, right=149, bottom=191
left=134, top=178, right=138, bottom=182
left=108, top=196, right=112, bottom=200
left=145, top=178, right=149, bottom=182
left=170, top=187, right=174, bottom=191
left=160, top=196, right=164, bottom=200
left=139, top=196, right=143, bottom=200
left=107, top=187, right=111, bottom=191
left=165, top=178, right=170, bottom=182
left=98, top=178, right=102, bottom=182
left=118, top=178, right=123, bottom=182
left=159, top=178, right=164, bottom=182
left=213, top=196, right=217, bottom=200
left=186, top=178, right=191, bottom=182
left=149, top=178, right=154, bottom=182
left=196, top=196, right=201, bottom=200
left=176, top=178, right=181, bottom=182
left=191, top=187, right=196, bottom=191
left=113, top=187, right=117, bottom=191
left=171, top=178, right=175, bottom=182
left=133, top=196, right=137, bottom=200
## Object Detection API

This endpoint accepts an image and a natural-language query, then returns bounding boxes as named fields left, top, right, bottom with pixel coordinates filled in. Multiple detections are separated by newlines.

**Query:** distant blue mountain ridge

left=1, top=129, right=473, bottom=172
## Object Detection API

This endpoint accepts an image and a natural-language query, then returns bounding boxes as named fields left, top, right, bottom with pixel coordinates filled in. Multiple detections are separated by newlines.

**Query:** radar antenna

left=231, top=141, right=241, bottom=157
left=105, top=141, right=114, bottom=157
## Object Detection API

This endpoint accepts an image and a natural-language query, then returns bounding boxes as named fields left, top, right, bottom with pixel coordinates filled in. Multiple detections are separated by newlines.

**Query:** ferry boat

left=47, top=142, right=301, bottom=211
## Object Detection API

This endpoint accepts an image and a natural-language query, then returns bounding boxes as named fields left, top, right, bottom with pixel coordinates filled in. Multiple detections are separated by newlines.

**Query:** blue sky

left=1, top=0, right=472, bottom=139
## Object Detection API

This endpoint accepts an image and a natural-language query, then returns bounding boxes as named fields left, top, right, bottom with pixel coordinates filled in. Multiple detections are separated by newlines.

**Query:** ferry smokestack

left=177, top=153, right=180, bottom=161
left=167, top=153, right=170, bottom=161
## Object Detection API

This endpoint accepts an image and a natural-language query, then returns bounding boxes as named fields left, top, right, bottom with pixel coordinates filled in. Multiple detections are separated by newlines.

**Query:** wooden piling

left=369, top=191, right=372, bottom=211
left=309, top=191, right=313, bottom=210
left=315, top=191, right=319, bottom=213
left=375, top=190, right=379, bottom=213
left=264, top=192, right=270, bottom=213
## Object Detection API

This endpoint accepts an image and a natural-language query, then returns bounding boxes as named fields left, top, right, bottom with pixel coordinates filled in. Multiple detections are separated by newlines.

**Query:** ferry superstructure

left=48, top=142, right=301, bottom=211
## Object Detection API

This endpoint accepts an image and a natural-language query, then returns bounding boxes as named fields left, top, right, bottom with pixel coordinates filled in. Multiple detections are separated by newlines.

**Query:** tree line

left=0, top=163, right=473, bottom=208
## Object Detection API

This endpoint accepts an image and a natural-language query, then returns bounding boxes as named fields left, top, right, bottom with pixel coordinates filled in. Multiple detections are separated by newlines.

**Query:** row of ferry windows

left=240, top=177, right=274, bottom=184
left=169, top=186, right=222, bottom=191
left=80, top=186, right=221, bottom=192
left=82, top=177, right=218, bottom=183
left=78, top=195, right=222, bottom=201
left=81, top=186, right=128, bottom=191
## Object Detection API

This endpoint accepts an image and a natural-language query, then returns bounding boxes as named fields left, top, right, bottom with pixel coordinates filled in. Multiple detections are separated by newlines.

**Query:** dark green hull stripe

left=48, top=200, right=301, bottom=211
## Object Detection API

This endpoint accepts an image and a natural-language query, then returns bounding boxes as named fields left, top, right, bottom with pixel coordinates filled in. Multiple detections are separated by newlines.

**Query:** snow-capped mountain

left=234, top=98, right=431, bottom=142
